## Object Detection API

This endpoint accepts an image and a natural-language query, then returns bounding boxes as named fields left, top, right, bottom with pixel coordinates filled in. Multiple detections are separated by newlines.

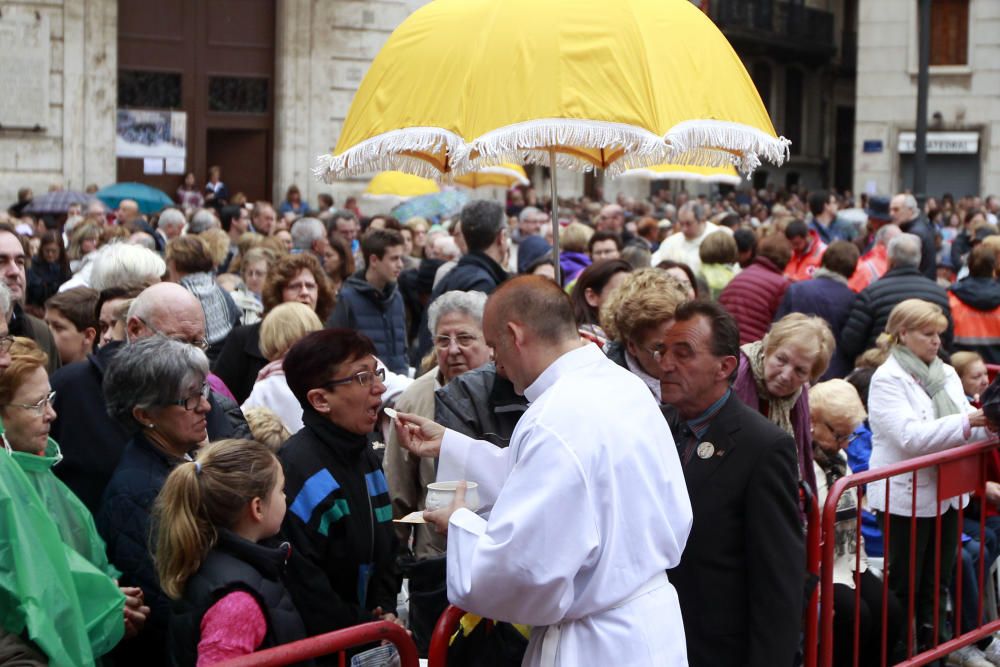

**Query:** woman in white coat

left=868, top=298, right=991, bottom=653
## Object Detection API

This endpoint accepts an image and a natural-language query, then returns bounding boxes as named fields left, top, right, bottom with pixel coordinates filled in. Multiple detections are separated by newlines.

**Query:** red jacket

left=719, top=256, right=791, bottom=344
left=783, top=231, right=826, bottom=282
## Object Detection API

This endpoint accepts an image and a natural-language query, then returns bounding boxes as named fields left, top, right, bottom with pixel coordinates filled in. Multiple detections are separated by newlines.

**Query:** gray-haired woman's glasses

left=167, top=383, right=211, bottom=411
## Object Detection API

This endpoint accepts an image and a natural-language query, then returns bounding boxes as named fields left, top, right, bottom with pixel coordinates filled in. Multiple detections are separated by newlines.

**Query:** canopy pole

left=549, top=149, right=561, bottom=284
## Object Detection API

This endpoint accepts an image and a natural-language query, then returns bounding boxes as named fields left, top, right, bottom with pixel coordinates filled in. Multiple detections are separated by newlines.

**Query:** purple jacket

left=559, top=251, right=591, bottom=286
left=718, top=256, right=790, bottom=344
left=733, top=352, right=817, bottom=497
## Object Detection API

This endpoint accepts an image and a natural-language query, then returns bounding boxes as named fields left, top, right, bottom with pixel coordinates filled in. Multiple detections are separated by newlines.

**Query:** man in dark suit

left=657, top=300, right=804, bottom=666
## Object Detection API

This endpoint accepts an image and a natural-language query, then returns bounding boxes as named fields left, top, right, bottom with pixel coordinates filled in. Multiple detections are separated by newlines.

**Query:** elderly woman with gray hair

left=383, top=289, right=492, bottom=651
left=96, top=336, right=212, bottom=664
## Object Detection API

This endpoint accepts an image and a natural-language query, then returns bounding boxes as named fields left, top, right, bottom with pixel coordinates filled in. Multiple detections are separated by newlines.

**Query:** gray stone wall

left=0, top=0, right=115, bottom=208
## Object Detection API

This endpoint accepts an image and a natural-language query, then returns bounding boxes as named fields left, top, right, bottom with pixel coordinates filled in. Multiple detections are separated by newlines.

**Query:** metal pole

left=549, top=149, right=561, bottom=284
left=914, top=0, right=930, bottom=198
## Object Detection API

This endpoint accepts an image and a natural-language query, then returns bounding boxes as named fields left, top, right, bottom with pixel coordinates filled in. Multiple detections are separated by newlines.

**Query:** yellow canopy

left=363, top=171, right=440, bottom=199
left=622, top=163, right=743, bottom=186
left=318, top=0, right=787, bottom=181
left=454, top=164, right=531, bottom=190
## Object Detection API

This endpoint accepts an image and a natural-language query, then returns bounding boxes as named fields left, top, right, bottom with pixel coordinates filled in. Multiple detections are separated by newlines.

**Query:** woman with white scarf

left=733, top=313, right=836, bottom=497
left=868, top=298, right=991, bottom=656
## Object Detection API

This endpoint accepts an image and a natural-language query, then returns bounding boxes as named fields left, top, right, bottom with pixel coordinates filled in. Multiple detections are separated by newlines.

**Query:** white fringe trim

left=315, top=118, right=791, bottom=182
left=620, top=170, right=743, bottom=186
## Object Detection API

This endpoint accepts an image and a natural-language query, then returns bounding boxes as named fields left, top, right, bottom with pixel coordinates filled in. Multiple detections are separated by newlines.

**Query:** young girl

left=154, top=439, right=306, bottom=666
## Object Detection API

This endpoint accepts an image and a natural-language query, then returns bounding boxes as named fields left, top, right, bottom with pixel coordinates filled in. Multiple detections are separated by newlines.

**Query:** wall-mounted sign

left=862, top=140, right=883, bottom=153
left=898, top=131, right=979, bottom=154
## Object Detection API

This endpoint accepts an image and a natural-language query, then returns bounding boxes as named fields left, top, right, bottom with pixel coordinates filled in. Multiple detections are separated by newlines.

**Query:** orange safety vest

left=848, top=245, right=889, bottom=293
left=783, top=232, right=827, bottom=282
left=948, top=291, right=1000, bottom=350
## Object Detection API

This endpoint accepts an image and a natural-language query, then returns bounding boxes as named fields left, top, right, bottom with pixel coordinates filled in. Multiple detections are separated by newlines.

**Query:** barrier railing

left=817, top=438, right=1000, bottom=667
left=215, top=620, right=419, bottom=667
left=428, top=604, right=467, bottom=667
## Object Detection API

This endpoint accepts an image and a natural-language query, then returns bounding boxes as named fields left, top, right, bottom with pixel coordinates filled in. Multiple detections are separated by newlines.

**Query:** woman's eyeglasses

left=434, top=333, right=481, bottom=350
left=168, top=383, right=211, bottom=411
left=9, top=390, right=56, bottom=415
left=323, top=367, right=387, bottom=390
left=824, top=421, right=859, bottom=445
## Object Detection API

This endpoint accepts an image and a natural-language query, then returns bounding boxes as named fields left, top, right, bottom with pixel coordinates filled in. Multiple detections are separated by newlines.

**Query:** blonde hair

left=0, top=338, right=47, bottom=407
left=809, top=379, right=867, bottom=429
left=763, top=313, right=835, bottom=381
left=259, top=302, right=323, bottom=361
left=561, top=222, right=594, bottom=254
left=243, top=408, right=292, bottom=452
left=699, top=230, right=738, bottom=265
left=876, top=298, right=948, bottom=353
left=599, top=268, right=688, bottom=342
left=199, top=228, right=231, bottom=268
left=951, top=351, right=985, bottom=380
left=153, top=439, right=281, bottom=599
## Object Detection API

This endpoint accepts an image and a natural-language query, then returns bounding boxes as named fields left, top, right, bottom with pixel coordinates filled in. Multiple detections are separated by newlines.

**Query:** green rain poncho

left=0, top=436, right=125, bottom=666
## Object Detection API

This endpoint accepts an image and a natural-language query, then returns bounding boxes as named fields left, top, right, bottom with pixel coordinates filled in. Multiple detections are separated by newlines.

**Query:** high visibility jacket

left=783, top=231, right=826, bottom=282
left=948, top=291, right=1000, bottom=364
left=848, top=245, right=889, bottom=293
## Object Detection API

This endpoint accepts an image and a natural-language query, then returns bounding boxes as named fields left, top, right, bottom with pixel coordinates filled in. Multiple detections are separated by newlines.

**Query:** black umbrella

left=22, top=190, right=94, bottom=215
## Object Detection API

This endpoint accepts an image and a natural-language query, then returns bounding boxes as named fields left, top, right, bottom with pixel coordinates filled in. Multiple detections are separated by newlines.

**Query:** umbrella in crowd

left=317, top=0, right=788, bottom=281
left=22, top=190, right=95, bottom=215
left=362, top=170, right=440, bottom=215
left=621, top=162, right=743, bottom=186
left=95, top=182, right=173, bottom=215
left=454, top=164, right=531, bottom=190
left=365, top=171, right=440, bottom=200
left=391, top=189, right=469, bottom=223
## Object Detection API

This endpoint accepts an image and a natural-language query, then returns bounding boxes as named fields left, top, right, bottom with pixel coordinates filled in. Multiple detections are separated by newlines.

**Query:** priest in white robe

left=395, top=276, right=692, bottom=667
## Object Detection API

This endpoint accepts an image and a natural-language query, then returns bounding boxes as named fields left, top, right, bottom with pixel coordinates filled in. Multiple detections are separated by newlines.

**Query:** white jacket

left=868, top=354, right=987, bottom=517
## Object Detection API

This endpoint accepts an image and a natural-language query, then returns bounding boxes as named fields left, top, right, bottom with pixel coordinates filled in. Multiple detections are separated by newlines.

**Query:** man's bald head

left=127, top=282, right=206, bottom=344
left=485, top=275, right=578, bottom=346
left=597, top=204, right=625, bottom=233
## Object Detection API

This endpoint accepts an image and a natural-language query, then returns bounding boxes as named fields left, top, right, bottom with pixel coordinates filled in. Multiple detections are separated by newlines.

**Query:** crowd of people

left=2, top=177, right=1000, bottom=666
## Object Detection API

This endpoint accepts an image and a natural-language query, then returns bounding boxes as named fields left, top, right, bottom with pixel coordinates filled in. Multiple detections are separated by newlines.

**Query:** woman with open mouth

left=277, top=328, right=403, bottom=639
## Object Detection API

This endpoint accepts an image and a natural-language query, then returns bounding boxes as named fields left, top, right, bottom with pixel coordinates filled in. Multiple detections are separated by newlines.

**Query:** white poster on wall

left=116, top=109, right=187, bottom=160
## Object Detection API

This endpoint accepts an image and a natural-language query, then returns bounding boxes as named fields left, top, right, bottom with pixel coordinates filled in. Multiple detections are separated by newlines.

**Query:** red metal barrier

left=215, top=620, right=419, bottom=667
left=817, top=438, right=1000, bottom=667
left=804, top=482, right=822, bottom=667
left=427, top=604, right=466, bottom=667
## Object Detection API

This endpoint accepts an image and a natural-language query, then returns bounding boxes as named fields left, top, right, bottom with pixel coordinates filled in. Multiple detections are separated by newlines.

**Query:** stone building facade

left=854, top=0, right=1000, bottom=198
left=0, top=0, right=860, bottom=210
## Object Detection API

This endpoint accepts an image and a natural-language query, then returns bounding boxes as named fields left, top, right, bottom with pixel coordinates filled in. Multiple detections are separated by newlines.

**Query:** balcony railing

left=709, top=0, right=836, bottom=59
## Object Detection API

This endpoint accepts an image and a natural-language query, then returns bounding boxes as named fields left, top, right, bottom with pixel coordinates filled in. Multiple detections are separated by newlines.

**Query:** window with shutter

left=930, top=0, right=969, bottom=66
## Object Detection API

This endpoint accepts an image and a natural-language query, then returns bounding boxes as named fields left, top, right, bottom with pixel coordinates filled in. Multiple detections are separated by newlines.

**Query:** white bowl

left=425, top=481, right=480, bottom=512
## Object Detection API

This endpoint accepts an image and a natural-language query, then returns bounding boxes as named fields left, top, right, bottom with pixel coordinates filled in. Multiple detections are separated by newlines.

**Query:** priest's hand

left=393, top=411, right=445, bottom=458
left=424, top=481, right=467, bottom=534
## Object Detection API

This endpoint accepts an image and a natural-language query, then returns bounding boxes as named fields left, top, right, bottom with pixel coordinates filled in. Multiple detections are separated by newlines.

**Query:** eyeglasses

left=643, top=343, right=666, bottom=360
left=0, top=335, right=14, bottom=354
left=824, top=421, right=858, bottom=445
left=167, top=383, right=211, bottom=411
left=9, top=390, right=55, bottom=415
left=138, top=317, right=210, bottom=351
left=434, top=333, right=481, bottom=350
left=323, top=367, right=386, bottom=390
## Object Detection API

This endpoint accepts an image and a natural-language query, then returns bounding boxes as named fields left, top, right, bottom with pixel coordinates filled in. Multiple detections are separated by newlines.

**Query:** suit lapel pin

left=696, top=442, right=715, bottom=459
